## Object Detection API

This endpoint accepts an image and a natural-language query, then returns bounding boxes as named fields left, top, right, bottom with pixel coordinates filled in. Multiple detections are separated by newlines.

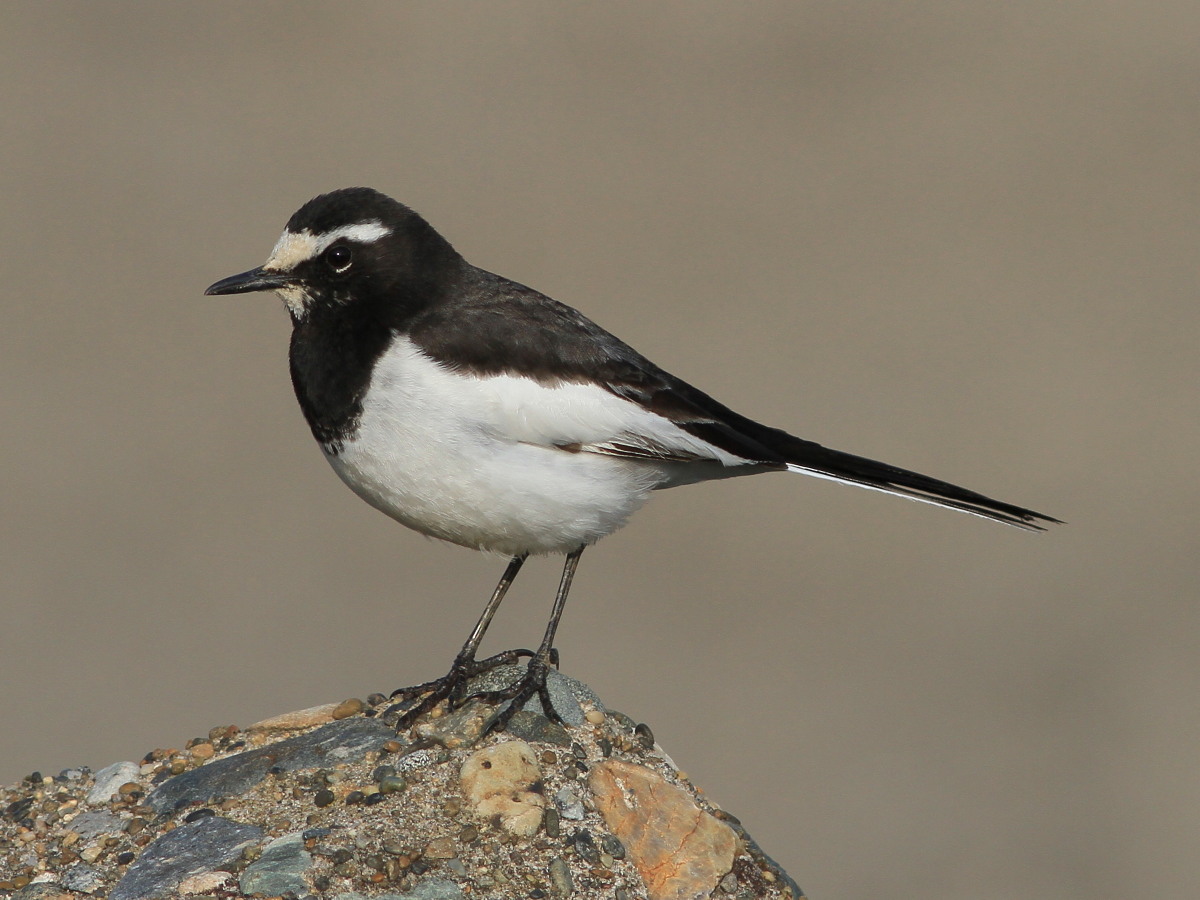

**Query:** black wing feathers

left=414, top=267, right=1059, bottom=531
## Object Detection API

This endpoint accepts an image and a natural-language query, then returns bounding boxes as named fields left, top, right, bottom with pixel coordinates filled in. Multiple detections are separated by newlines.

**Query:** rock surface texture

left=0, top=669, right=801, bottom=900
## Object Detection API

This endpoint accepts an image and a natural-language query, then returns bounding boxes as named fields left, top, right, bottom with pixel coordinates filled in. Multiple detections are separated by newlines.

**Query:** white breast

left=324, top=337, right=746, bottom=556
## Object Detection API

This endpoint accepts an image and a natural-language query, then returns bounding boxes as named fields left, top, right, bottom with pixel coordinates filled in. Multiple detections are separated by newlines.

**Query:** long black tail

left=779, top=440, right=1060, bottom=531
left=626, top=357, right=1061, bottom=530
left=674, top=396, right=1060, bottom=531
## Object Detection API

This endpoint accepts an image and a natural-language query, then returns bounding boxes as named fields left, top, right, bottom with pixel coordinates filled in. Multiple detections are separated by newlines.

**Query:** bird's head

left=205, top=187, right=460, bottom=323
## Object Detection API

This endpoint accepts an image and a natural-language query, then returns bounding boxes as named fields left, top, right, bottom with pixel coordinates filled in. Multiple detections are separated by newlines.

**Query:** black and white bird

left=206, top=187, right=1058, bottom=726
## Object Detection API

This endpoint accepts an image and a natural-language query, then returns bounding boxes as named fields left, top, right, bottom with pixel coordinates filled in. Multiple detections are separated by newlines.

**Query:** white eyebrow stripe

left=264, top=221, right=391, bottom=272
left=314, top=222, right=391, bottom=250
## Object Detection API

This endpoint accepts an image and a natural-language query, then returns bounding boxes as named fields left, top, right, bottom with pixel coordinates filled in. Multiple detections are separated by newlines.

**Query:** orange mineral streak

left=588, top=759, right=736, bottom=900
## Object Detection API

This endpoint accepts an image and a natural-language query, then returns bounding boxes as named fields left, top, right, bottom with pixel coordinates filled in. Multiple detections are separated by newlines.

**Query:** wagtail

left=206, top=188, right=1058, bottom=726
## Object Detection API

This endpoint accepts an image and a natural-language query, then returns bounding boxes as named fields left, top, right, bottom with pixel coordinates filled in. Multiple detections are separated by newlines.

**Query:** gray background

left=2, top=4, right=1196, bottom=898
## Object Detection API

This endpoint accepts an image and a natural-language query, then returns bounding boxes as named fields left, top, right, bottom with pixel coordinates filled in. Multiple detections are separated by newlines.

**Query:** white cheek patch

left=263, top=221, right=391, bottom=272
left=275, top=285, right=314, bottom=318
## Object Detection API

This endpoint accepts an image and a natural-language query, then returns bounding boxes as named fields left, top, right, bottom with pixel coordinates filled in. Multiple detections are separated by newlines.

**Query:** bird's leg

left=389, top=554, right=529, bottom=728
left=484, top=546, right=584, bottom=730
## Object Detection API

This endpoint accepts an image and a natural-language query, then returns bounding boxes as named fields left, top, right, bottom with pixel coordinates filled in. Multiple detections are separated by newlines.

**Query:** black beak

left=204, top=267, right=293, bottom=296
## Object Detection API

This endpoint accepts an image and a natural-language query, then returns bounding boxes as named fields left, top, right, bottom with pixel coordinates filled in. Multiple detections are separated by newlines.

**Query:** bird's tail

left=778, top=439, right=1060, bottom=530
left=681, top=405, right=1061, bottom=530
left=644, top=370, right=1060, bottom=530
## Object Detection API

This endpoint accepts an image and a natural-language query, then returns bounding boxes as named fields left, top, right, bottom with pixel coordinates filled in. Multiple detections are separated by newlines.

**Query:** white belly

left=324, top=337, right=675, bottom=556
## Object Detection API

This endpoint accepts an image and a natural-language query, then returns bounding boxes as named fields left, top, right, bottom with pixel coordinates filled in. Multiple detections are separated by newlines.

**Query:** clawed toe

left=478, top=656, right=562, bottom=732
left=387, top=648, right=537, bottom=729
left=386, top=548, right=581, bottom=733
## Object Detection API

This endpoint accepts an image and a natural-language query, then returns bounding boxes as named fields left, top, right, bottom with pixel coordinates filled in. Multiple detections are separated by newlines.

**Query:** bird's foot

left=474, top=652, right=563, bottom=733
left=387, top=647, right=534, bottom=730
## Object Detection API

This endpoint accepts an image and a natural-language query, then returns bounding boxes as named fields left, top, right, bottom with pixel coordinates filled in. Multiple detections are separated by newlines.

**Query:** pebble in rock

left=599, top=833, right=626, bottom=860
left=569, top=830, right=600, bottom=866
left=64, top=810, right=123, bottom=840
left=85, top=762, right=141, bottom=806
left=543, top=808, right=561, bottom=838
left=521, top=669, right=587, bottom=727
left=554, top=786, right=585, bottom=821
left=332, top=697, right=366, bottom=720
left=459, top=740, right=545, bottom=837
left=61, top=864, right=104, bottom=894
left=422, top=837, right=456, bottom=860
left=109, top=816, right=264, bottom=900
left=413, top=701, right=492, bottom=749
left=333, top=877, right=464, bottom=900
left=238, top=832, right=313, bottom=897
left=147, top=718, right=395, bottom=813
left=502, top=710, right=571, bottom=747
left=246, top=702, right=342, bottom=733
left=548, top=857, right=574, bottom=895
left=390, top=746, right=449, bottom=778
left=176, top=872, right=233, bottom=894
left=377, top=774, right=407, bottom=795
left=11, top=884, right=72, bottom=900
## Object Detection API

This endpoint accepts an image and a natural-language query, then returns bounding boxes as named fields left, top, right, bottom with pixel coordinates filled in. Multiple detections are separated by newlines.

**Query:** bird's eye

left=325, top=244, right=353, bottom=273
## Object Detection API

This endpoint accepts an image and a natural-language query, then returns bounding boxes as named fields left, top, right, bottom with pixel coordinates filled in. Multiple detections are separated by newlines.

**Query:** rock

left=246, top=702, right=341, bottom=733
left=554, top=786, right=585, bottom=820
left=63, top=810, right=123, bottom=839
left=175, top=871, right=233, bottom=893
left=109, top=816, right=263, bottom=900
left=598, top=833, right=625, bottom=860
left=378, top=774, right=406, bottom=794
left=60, top=865, right=104, bottom=894
left=523, top=669, right=587, bottom=726
left=390, top=744, right=449, bottom=777
left=548, top=856, right=573, bottom=894
left=589, top=759, right=737, bottom=900
left=568, top=830, right=600, bottom=865
left=503, top=710, right=572, bottom=747
left=86, top=762, right=141, bottom=806
left=11, top=884, right=73, bottom=900
left=467, top=665, right=600, bottom=726
left=188, top=742, right=215, bottom=761
left=238, top=832, right=312, bottom=897
left=1, top=670, right=801, bottom=900
left=332, top=877, right=464, bottom=900
left=413, top=701, right=491, bottom=749
left=148, top=718, right=395, bottom=813
left=399, top=878, right=465, bottom=900
left=421, top=836, right=456, bottom=860
left=332, top=698, right=366, bottom=720
left=79, top=846, right=103, bottom=864
left=459, top=740, right=545, bottom=837
left=407, top=878, right=465, bottom=900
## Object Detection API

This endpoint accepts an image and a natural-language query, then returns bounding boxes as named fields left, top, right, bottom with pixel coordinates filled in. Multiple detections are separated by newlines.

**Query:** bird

left=205, top=187, right=1059, bottom=728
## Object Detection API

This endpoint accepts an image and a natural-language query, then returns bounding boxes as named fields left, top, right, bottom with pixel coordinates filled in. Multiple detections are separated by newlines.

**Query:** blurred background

left=1, top=3, right=1196, bottom=898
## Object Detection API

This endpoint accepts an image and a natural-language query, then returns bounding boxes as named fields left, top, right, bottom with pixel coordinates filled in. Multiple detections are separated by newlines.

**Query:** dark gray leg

left=486, top=546, right=585, bottom=730
left=390, top=554, right=530, bottom=727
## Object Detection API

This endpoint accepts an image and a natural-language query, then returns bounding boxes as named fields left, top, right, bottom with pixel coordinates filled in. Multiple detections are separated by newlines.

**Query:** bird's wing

left=411, top=271, right=1060, bottom=530
left=408, top=271, right=766, bottom=467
